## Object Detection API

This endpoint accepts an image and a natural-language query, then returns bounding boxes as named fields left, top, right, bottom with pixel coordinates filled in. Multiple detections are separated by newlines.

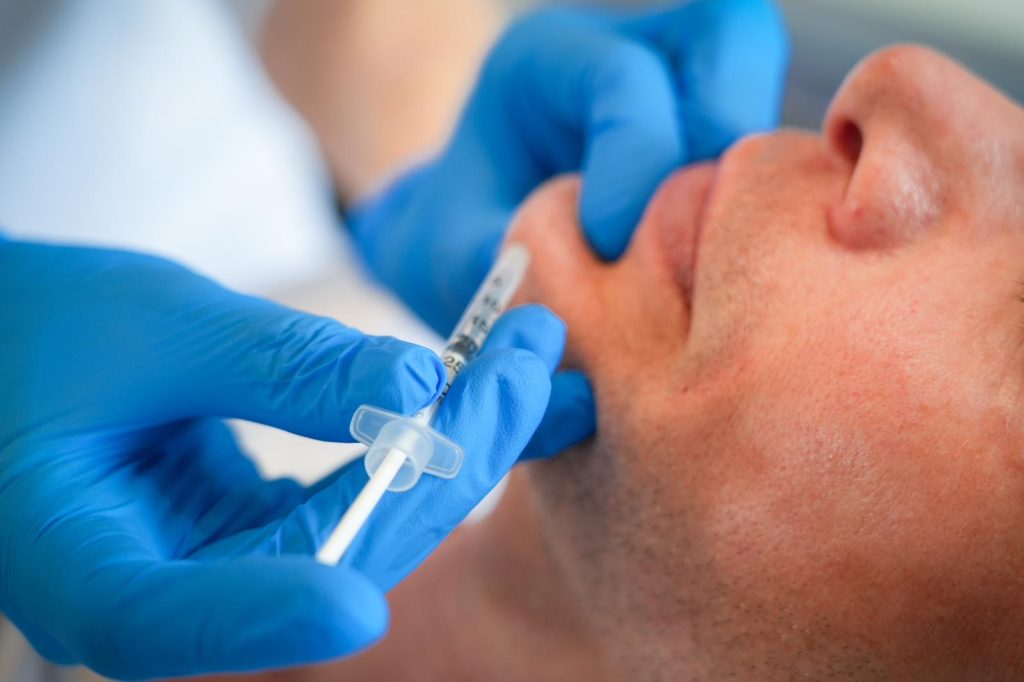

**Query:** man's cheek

left=701, top=342, right=984, bottom=613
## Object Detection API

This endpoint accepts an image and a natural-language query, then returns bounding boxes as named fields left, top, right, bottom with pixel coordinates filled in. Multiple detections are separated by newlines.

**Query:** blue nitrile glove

left=0, top=240, right=583, bottom=680
left=194, top=304, right=581, bottom=592
left=351, top=0, right=790, bottom=335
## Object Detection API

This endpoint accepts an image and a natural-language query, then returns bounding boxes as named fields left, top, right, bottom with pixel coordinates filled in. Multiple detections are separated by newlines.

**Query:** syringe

left=316, top=244, right=532, bottom=565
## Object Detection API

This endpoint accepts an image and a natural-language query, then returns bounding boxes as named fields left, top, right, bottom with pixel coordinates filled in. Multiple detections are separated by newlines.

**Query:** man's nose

left=821, top=45, right=972, bottom=250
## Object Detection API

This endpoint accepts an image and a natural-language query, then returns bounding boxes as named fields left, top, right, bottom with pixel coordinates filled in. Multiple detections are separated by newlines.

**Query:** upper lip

left=659, top=162, right=718, bottom=315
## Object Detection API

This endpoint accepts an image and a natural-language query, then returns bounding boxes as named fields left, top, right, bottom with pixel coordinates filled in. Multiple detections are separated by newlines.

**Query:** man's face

left=508, top=46, right=1024, bottom=679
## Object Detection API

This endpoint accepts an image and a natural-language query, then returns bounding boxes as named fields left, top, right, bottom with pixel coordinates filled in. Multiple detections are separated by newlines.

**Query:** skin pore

left=218, top=46, right=1024, bottom=681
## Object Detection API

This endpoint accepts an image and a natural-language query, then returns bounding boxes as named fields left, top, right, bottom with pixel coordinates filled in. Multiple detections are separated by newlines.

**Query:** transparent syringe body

left=316, top=244, right=532, bottom=564
left=354, top=244, right=531, bottom=491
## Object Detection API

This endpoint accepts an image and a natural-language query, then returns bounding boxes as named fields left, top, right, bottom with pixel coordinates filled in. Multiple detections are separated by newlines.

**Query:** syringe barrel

left=413, top=244, right=531, bottom=426
left=413, top=349, right=467, bottom=424
left=320, top=245, right=532, bottom=564
left=358, top=244, right=531, bottom=492
left=445, top=244, right=530, bottom=364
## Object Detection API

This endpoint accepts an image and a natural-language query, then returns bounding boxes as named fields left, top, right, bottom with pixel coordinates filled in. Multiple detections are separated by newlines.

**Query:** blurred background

left=0, top=1, right=1020, bottom=678
left=778, top=0, right=1023, bottom=126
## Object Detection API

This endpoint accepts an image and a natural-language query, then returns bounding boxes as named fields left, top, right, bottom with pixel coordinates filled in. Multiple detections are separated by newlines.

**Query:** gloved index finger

left=168, top=290, right=445, bottom=442
left=488, top=10, right=685, bottom=260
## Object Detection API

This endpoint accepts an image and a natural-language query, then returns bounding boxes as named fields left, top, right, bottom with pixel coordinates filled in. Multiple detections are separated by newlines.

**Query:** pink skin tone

left=210, top=46, right=1024, bottom=682
left=505, top=44, right=1024, bottom=680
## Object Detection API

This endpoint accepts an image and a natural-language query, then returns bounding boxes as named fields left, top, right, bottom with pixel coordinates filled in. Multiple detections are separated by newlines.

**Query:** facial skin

left=505, top=45, right=1024, bottom=680
left=207, top=46, right=1024, bottom=682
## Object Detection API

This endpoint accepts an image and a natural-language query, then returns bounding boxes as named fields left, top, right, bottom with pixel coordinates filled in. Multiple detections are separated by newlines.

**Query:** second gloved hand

left=351, top=0, right=790, bottom=333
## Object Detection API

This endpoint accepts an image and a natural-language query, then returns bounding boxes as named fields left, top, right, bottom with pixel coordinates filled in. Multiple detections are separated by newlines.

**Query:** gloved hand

left=196, top=303, right=575, bottom=593
left=0, top=240, right=581, bottom=679
left=351, top=0, right=789, bottom=333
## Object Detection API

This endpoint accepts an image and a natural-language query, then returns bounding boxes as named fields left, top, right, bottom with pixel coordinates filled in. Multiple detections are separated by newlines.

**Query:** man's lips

left=645, top=162, right=719, bottom=312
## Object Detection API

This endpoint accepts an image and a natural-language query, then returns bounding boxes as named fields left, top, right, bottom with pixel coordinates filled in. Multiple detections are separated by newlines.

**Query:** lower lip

left=646, top=162, right=718, bottom=309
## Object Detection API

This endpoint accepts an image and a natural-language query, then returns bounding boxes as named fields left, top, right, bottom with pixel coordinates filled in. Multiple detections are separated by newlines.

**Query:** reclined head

left=508, top=45, right=1024, bottom=680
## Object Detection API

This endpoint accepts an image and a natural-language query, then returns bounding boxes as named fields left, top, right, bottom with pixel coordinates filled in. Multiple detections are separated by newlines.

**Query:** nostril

left=832, top=119, right=864, bottom=166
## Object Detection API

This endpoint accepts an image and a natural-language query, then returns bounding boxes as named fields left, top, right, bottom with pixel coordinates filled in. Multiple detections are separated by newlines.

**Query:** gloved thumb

left=166, top=291, right=445, bottom=441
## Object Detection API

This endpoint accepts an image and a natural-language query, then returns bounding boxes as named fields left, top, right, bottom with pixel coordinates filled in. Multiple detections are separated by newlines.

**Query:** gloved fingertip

left=579, top=136, right=683, bottom=260
left=394, top=342, right=447, bottom=403
left=522, top=369, right=597, bottom=460
left=437, top=348, right=552, bottom=472
left=579, top=200, right=643, bottom=261
left=344, top=337, right=445, bottom=417
left=485, top=305, right=567, bottom=373
left=683, top=114, right=741, bottom=161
